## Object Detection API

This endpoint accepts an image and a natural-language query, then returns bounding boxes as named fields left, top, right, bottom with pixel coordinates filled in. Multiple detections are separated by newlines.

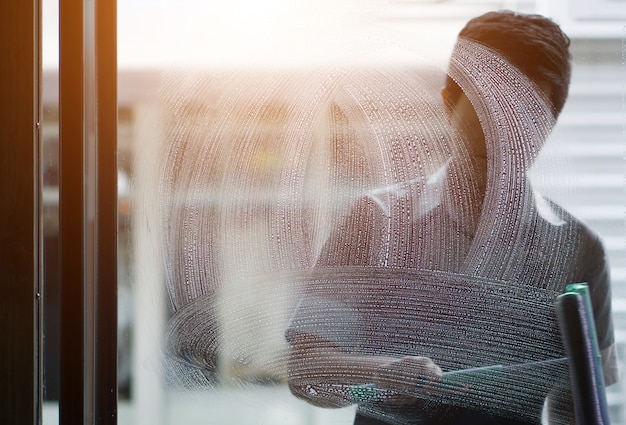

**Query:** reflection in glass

left=120, top=2, right=625, bottom=424
left=42, top=0, right=60, bottom=414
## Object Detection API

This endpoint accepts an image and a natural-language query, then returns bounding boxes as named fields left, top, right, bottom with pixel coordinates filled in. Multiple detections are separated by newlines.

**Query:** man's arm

left=585, top=235, right=620, bottom=386
left=286, top=332, right=442, bottom=408
left=546, top=389, right=575, bottom=425
left=546, top=231, right=618, bottom=424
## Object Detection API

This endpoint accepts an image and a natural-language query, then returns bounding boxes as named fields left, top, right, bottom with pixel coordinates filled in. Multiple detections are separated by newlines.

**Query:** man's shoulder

left=534, top=192, right=600, bottom=240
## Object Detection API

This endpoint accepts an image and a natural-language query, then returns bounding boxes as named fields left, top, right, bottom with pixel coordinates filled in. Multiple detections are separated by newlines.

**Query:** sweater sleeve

left=584, top=233, right=620, bottom=386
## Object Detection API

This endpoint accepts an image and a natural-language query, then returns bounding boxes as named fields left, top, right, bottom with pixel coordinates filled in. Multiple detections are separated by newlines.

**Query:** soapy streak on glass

left=142, top=39, right=591, bottom=422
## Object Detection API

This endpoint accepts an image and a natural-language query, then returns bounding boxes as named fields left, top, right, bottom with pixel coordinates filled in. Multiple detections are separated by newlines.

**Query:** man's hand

left=373, top=356, right=443, bottom=405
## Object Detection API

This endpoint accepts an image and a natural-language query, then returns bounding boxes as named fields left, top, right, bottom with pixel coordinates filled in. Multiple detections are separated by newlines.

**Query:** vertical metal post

left=95, top=0, right=118, bottom=421
left=59, top=0, right=117, bottom=422
left=59, top=0, right=86, bottom=421
left=0, top=0, right=40, bottom=423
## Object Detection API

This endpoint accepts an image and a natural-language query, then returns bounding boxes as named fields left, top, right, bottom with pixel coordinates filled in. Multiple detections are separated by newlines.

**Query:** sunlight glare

left=117, top=0, right=384, bottom=69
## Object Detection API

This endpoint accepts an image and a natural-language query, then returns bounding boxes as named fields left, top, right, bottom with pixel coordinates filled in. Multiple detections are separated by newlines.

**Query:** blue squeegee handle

left=349, top=357, right=568, bottom=402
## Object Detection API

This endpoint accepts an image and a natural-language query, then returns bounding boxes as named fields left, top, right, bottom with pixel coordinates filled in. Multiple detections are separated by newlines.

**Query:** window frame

left=0, top=0, right=118, bottom=423
left=0, top=0, right=41, bottom=423
left=58, top=0, right=118, bottom=423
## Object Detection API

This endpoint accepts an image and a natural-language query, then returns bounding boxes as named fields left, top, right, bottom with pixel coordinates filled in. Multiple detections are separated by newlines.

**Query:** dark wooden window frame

left=0, top=1, right=41, bottom=422
left=0, top=0, right=118, bottom=423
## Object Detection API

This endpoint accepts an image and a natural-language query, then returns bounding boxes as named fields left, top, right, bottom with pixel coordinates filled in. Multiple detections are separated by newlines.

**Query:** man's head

left=443, top=10, right=572, bottom=118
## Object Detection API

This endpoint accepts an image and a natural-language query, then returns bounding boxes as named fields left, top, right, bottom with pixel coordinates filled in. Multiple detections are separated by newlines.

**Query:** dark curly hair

left=445, top=10, right=572, bottom=116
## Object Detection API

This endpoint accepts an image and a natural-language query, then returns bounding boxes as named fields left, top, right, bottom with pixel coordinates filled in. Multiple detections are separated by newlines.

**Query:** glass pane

left=42, top=0, right=59, bottom=420
left=118, top=1, right=625, bottom=424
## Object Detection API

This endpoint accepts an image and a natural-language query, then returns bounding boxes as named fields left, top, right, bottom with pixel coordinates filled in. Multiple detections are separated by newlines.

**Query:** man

left=286, top=10, right=618, bottom=424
